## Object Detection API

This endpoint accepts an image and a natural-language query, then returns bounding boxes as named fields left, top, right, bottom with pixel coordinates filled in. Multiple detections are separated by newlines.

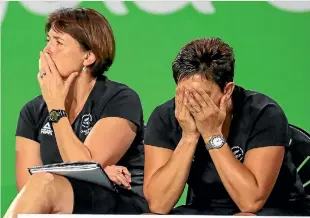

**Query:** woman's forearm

left=207, top=143, right=264, bottom=212
left=52, top=117, right=92, bottom=162
left=145, top=135, right=199, bottom=214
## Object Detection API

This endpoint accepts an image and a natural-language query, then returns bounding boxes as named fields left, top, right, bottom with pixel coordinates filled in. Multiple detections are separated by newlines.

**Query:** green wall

left=1, top=1, right=310, bottom=215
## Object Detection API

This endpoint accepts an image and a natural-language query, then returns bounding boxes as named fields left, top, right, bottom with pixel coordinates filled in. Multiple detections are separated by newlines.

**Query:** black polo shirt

left=145, top=86, right=306, bottom=209
left=16, top=75, right=145, bottom=198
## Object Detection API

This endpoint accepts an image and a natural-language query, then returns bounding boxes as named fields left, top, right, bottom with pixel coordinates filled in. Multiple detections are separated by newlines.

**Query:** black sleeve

left=15, top=102, right=39, bottom=142
left=100, top=88, right=143, bottom=129
left=144, top=105, right=176, bottom=150
left=247, top=104, right=290, bottom=150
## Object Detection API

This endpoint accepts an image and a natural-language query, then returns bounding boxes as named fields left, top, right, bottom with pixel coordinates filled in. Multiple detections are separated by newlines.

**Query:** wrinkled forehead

left=177, top=74, right=214, bottom=94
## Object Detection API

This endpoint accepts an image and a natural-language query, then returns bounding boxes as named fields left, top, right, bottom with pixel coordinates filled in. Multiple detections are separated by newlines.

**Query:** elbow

left=144, top=188, right=171, bottom=215
left=238, top=199, right=265, bottom=214
left=148, top=201, right=171, bottom=215
left=237, top=187, right=267, bottom=213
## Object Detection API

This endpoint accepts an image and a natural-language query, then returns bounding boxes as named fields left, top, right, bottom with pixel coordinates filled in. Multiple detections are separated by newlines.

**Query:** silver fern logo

left=231, top=146, right=244, bottom=161
left=80, top=114, right=93, bottom=136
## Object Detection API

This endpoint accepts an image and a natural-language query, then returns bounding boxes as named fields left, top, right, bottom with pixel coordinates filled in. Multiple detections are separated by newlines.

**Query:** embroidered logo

left=80, top=114, right=93, bottom=136
left=231, top=146, right=244, bottom=161
left=40, top=122, right=53, bottom=136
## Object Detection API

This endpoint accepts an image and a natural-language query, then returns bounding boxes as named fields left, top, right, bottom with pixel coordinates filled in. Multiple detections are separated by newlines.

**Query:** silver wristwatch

left=205, top=135, right=226, bottom=150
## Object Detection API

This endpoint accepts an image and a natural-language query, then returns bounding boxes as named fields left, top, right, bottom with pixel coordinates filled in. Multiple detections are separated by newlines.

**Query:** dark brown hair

left=172, top=37, right=235, bottom=90
left=45, top=8, right=115, bottom=77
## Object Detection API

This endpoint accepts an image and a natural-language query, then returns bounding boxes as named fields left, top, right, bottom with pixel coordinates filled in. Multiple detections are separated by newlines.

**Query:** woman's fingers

left=105, top=165, right=132, bottom=189
left=120, top=167, right=131, bottom=183
left=116, top=174, right=131, bottom=189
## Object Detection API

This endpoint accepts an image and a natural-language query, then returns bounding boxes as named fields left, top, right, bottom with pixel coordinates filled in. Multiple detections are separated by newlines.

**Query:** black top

left=16, top=75, right=145, bottom=198
left=145, top=86, right=306, bottom=209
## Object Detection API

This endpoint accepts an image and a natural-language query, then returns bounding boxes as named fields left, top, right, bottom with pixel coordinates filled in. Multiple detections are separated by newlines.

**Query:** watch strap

left=48, top=109, right=68, bottom=123
left=57, top=110, right=68, bottom=117
left=205, top=135, right=226, bottom=150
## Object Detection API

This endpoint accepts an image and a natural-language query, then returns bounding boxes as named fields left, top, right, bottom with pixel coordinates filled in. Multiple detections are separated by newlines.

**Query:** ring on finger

left=39, top=71, right=46, bottom=78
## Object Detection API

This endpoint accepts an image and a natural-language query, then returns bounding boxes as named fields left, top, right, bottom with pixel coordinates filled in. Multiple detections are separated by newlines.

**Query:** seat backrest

left=186, top=186, right=195, bottom=205
left=289, top=124, right=310, bottom=194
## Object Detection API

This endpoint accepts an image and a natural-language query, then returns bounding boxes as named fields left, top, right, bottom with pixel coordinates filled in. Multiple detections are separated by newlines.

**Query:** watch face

left=49, top=111, right=59, bottom=122
left=212, top=136, right=224, bottom=147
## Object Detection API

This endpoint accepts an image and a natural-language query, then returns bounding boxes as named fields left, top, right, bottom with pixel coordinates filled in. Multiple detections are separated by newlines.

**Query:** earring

left=82, top=66, right=87, bottom=71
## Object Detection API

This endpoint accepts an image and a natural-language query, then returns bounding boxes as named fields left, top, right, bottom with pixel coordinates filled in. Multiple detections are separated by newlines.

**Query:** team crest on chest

left=80, top=114, right=93, bottom=136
